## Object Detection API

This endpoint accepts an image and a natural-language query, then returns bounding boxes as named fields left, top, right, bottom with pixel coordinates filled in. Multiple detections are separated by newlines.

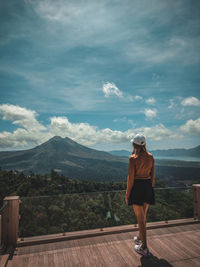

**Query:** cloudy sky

left=0, top=0, right=200, bottom=152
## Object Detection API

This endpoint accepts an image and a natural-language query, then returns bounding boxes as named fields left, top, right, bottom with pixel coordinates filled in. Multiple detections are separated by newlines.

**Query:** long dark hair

left=132, top=142, right=147, bottom=155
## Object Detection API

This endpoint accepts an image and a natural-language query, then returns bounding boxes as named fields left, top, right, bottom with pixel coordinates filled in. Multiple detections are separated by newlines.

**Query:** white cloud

left=102, top=82, right=123, bottom=98
left=144, top=109, right=157, bottom=119
left=181, top=97, right=200, bottom=107
left=136, top=124, right=183, bottom=141
left=179, top=117, right=200, bottom=135
left=102, top=82, right=143, bottom=103
left=0, top=104, right=46, bottom=132
left=146, top=97, right=156, bottom=105
left=37, top=117, right=185, bottom=146
left=135, top=95, right=143, bottom=101
left=0, top=104, right=50, bottom=149
left=0, top=104, right=183, bottom=149
left=49, top=116, right=130, bottom=146
left=0, top=128, right=49, bottom=149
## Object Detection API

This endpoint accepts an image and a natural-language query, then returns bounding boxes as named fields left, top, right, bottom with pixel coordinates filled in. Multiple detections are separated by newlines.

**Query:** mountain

left=109, top=146, right=200, bottom=158
left=151, top=146, right=200, bottom=157
left=0, top=136, right=200, bottom=184
left=0, top=136, right=128, bottom=181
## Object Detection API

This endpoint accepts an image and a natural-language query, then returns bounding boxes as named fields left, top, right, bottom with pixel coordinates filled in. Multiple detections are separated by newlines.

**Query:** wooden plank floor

left=7, top=222, right=200, bottom=267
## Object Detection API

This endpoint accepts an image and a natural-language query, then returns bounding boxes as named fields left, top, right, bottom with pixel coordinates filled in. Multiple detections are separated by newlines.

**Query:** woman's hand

left=125, top=195, right=129, bottom=205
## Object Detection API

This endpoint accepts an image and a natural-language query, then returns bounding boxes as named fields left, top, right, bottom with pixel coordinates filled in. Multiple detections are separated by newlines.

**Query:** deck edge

left=17, top=218, right=200, bottom=247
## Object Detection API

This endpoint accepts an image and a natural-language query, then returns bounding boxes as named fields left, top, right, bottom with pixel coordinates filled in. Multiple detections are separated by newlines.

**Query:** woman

left=125, top=133, right=155, bottom=257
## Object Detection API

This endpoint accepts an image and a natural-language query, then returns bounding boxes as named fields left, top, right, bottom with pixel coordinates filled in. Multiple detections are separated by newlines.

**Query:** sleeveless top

left=126, top=151, right=155, bottom=198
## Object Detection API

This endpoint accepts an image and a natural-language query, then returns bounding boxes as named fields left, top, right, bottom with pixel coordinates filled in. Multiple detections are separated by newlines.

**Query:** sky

left=0, top=0, right=200, bottom=152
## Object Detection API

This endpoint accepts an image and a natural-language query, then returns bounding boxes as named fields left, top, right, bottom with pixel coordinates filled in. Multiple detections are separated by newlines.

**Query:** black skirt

left=128, top=178, right=155, bottom=206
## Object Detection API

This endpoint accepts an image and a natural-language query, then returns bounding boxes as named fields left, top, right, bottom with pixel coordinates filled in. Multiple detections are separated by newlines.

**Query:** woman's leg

left=133, top=204, right=147, bottom=248
left=142, top=202, right=149, bottom=241
left=143, top=202, right=149, bottom=226
left=136, top=203, right=149, bottom=241
left=143, top=202, right=149, bottom=216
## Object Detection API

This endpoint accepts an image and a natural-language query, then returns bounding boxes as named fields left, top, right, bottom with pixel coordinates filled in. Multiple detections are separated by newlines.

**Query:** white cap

left=130, top=134, right=146, bottom=146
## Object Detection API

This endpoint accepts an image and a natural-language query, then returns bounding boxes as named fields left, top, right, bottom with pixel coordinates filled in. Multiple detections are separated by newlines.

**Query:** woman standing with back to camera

left=125, top=134, right=155, bottom=257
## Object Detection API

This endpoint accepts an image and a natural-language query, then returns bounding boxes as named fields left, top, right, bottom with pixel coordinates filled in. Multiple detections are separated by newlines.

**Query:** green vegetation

left=0, top=169, right=193, bottom=237
left=0, top=169, right=127, bottom=200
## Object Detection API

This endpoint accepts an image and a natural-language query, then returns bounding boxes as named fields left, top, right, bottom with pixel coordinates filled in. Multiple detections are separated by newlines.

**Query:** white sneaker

left=134, top=244, right=150, bottom=257
left=133, top=236, right=142, bottom=245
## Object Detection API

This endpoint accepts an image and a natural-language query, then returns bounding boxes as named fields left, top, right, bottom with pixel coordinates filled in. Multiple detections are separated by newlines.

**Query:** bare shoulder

left=147, top=152, right=154, bottom=159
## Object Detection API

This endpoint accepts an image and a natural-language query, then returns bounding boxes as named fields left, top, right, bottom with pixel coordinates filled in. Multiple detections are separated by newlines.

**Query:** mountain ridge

left=0, top=136, right=200, bottom=183
left=109, top=145, right=200, bottom=158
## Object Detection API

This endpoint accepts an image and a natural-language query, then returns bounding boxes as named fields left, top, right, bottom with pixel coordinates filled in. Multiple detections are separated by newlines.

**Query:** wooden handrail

left=192, top=184, right=200, bottom=220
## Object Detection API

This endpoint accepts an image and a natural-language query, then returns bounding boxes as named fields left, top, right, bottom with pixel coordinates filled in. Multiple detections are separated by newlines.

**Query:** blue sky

left=0, top=0, right=200, bottom=151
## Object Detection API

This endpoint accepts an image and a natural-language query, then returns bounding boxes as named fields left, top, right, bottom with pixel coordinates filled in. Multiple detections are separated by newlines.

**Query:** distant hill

left=151, top=146, right=200, bottom=157
left=0, top=136, right=128, bottom=181
left=109, top=145, right=200, bottom=158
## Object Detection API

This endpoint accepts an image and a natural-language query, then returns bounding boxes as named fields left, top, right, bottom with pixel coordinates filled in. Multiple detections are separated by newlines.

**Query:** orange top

left=126, top=151, right=155, bottom=198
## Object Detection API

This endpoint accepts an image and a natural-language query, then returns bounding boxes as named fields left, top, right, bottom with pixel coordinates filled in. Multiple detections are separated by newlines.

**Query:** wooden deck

left=4, top=219, right=200, bottom=267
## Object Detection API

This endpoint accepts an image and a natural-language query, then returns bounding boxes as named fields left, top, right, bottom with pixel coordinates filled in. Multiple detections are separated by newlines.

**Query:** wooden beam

left=192, top=184, right=200, bottom=220
left=17, top=217, right=199, bottom=247
left=3, top=196, right=20, bottom=247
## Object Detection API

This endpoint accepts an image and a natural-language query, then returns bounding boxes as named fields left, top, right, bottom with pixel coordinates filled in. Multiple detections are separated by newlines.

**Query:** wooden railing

left=0, top=184, right=200, bottom=250
left=193, top=184, right=200, bottom=220
left=0, top=196, right=20, bottom=251
left=0, top=201, right=8, bottom=252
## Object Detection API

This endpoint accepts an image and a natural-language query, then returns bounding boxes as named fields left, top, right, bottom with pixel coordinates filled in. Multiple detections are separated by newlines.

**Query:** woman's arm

left=150, top=157, right=155, bottom=187
left=126, top=157, right=135, bottom=198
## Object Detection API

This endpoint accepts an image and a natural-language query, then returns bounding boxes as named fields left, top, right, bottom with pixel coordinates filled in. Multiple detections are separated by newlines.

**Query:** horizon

left=0, top=135, right=199, bottom=153
left=0, top=0, right=200, bottom=151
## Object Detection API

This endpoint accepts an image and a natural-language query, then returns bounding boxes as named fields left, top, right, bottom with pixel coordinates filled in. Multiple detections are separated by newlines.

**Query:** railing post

left=192, top=184, right=200, bottom=220
left=3, top=196, right=20, bottom=247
